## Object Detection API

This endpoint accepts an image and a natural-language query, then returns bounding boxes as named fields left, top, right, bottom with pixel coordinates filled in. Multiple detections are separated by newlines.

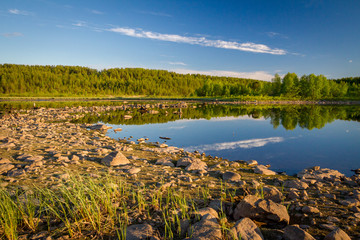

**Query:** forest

left=0, top=64, right=359, bottom=99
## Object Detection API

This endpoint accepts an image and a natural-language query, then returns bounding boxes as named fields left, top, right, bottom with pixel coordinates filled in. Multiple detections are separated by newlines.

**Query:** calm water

left=99, top=104, right=360, bottom=176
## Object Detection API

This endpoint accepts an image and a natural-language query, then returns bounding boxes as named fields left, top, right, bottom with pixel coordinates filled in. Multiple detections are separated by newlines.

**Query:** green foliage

left=0, top=64, right=358, bottom=99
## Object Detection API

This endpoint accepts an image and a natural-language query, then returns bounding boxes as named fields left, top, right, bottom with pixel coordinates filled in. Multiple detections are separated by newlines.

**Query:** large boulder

left=263, top=187, right=283, bottom=203
left=228, top=217, right=264, bottom=240
left=233, top=195, right=289, bottom=224
left=101, top=151, right=130, bottom=166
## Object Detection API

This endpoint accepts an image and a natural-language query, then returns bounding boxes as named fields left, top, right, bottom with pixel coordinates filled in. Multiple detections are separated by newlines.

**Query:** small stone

left=102, top=151, right=130, bottom=166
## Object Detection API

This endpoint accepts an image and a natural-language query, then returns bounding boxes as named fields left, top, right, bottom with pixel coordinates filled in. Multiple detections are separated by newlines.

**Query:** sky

left=1, top=0, right=359, bottom=81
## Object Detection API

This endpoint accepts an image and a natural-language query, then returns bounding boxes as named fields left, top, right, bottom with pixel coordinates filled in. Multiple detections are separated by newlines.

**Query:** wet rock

left=324, top=228, right=351, bottom=240
left=222, top=171, right=241, bottom=182
left=233, top=195, right=289, bottom=224
left=253, top=165, right=277, bottom=175
left=102, top=151, right=130, bottom=166
left=228, top=217, right=264, bottom=240
left=283, top=225, right=315, bottom=240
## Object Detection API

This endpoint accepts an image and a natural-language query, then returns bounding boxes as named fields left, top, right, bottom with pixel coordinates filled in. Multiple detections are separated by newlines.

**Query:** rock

left=283, top=225, right=315, bottom=240
left=177, top=157, right=197, bottom=167
left=284, top=179, right=309, bottom=190
left=228, top=217, right=264, bottom=240
left=88, top=124, right=112, bottom=131
left=185, top=159, right=207, bottom=172
left=254, top=165, right=276, bottom=175
left=297, top=167, right=344, bottom=181
left=194, top=207, right=219, bottom=219
left=126, top=223, right=155, bottom=240
left=155, top=158, right=174, bottom=167
left=233, top=195, right=289, bottom=224
left=0, top=158, right=11, bottom=164
left=127, top=167, right=141, bottom=175
left=338, top=199, right=360, bottom=207
left=263, top=187, right=283, bottom=203
left=7, top=168, right=26, bottom=177
left=247, top=160, right=258, bottom=166
left=188, top=214, right=222, bottom=240
left=222, top=171, right=241, bottom=182
left=0, top=164, right=15, bottom=175
left=287, top=190, right=300, bottom=200
left=102, top=151, right=130, bottom=166
left=302, top=206, right=320, bottom=214
left=114, top=128, right=122, bottom=132
left=324, top=228, right=351, bottom=240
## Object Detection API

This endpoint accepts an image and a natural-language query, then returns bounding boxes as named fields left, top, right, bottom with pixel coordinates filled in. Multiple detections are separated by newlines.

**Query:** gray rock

left=254, top=165, right=276, bottom=175
left=223, top=171, right=241, bottom=182
left=155, top=158, right=174, bottom=167
left=297, top=167, right=344, bottom=181
left=284, top=179, right=309, bottom=190
left=126, top=223, right=155, bottom=240
left=247, top=160, right=258, bottom=166
left=228, top=217, right=264, bottom=240
left=188, top=214, right=222, bottom=240
left=324, top=228, right=351, bottom=240
left=283, top=225, right=315, bottom=240
left=194, top=207, right=219, bottom=219
left=102, top=151, right=130, bottom=166
left=233, top=195, right=289, bottom=224
left=176, top=157, right=197, bottom=167
left=127, top=167, right=141, bottom=175
left=263, top=187, right=283, bottom=203
left=0, top=163, right=15, bottom=175
left=185, top=159, right=207, bottom=172
left=302, top=206, right=320, bottom=214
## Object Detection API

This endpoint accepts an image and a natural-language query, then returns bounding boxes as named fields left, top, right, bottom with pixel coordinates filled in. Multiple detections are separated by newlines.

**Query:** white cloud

left=172, top=69, right=274, bottom=81
left=91, top=10, right=103, bottom=15
left=1, top=32, right=23, bottom=37
left=72, top=21, right=86, bottom=27
left=137, top=10, right=172, bottom=17
left=168, top=61, right=187, bottom=66
left=108, top=27, right=287, bottom=55
left=349, top=60, right=353, bottom=63
left=266, top=31, right=288, bottom=39
left=8, top=9, right=32, bottom=16
left=185, top=137, right=284, bottom=152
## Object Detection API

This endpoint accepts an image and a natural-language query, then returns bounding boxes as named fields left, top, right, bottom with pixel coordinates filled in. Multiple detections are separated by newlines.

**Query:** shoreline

left=1, top=103, right=359, bottom=239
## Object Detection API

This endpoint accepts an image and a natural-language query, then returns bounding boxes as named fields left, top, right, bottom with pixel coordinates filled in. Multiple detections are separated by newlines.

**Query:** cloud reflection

left=185, top=137, right=284, bottom=152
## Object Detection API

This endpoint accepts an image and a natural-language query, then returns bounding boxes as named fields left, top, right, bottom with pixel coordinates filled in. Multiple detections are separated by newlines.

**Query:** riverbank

left=0, top=104, right=359, bottom=239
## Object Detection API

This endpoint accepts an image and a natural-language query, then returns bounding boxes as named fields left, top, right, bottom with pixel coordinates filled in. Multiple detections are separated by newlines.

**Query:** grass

left=0, top=172, right=247, bottom=239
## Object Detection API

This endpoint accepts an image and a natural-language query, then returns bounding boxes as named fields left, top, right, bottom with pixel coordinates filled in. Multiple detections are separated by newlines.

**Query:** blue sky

left=1, top=0, right=359, bottom=81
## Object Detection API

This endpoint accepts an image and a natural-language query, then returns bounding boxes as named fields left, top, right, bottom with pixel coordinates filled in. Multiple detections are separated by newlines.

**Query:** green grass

left=0, top=172, right=245, bottom=239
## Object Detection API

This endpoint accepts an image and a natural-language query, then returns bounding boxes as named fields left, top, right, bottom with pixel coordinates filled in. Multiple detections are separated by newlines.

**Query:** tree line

left=0, top=64, right=359, bottom=99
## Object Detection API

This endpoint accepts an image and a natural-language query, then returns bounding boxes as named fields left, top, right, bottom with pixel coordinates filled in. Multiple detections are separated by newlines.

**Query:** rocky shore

left=1, top=103, right=360, bottom=239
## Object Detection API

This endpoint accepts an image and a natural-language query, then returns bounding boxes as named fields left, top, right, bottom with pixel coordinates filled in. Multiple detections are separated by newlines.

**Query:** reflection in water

left=74, top=104, right=360, bottom=131
left=185, top=137, right=284, bottom=152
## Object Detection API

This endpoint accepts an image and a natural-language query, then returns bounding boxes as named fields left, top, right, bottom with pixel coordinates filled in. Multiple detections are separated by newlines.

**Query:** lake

left=95, top=104, right=360, bottom=176
left=2, top=102, right=359, bottom=176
